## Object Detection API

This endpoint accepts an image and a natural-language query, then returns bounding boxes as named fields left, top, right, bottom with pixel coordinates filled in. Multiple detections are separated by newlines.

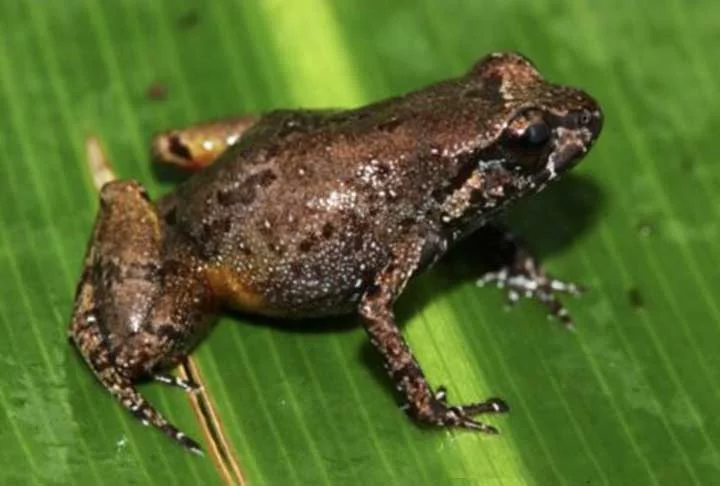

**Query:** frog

left=69, top=52, right=603, bottom=454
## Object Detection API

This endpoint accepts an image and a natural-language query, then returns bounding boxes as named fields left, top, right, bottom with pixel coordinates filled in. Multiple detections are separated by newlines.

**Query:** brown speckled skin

left=69, top=52, right=603, bottom=454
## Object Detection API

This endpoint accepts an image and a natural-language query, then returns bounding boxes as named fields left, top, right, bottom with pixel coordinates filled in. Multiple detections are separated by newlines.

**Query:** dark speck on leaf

left=628, top=288, right=644, bottom=310
left=680, top=157, right=695, bottom=172
left=146, top=82, right=168, bottom=101
left=177, top=11, right=200, bottom=29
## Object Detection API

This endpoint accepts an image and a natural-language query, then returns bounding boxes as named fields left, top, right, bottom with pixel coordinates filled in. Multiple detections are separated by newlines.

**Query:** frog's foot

left=422, top=386, right=509, bottom=433
left=472, top=222, right=584, bottom=326
left=477, top=254, right=583, bottom=326
left=70, top=313, right=203, bottom=455
left=153, top=373, right=202, bottom=393
left=403, top=386, right=508, bottom=433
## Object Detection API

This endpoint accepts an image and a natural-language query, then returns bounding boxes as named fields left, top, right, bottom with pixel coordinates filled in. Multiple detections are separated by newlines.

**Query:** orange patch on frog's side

left=203, top=266, right=282, bottom=316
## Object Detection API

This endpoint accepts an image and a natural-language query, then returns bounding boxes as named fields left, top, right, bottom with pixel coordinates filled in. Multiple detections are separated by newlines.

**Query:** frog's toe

left=459, top=397, right=510, bottom=416
left=153, top=373, right=202, bottom=393
left=451, top=413, right=500, bottom=434
left=536, top=286, right=575, bottom=327
left=421, top=393, right=509, bottom=434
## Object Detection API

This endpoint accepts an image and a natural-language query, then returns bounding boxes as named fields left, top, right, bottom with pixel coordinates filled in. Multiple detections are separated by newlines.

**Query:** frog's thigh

left=151, top=115, right=260, bottom=170
left=68, top=180, right=204, bottom=453
left=70, top=179, right=164, bottom=372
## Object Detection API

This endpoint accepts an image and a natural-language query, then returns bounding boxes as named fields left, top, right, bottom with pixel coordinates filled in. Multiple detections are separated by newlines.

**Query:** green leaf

left=1, top=0, right=719, bottom=484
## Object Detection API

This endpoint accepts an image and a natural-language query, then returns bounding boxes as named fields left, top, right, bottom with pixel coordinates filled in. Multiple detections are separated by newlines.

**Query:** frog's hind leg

left=152, top=116, right=260, bottom=170
left=68, top=180, right=205, bottom=454
left=70, top=302, right=203, bottom=455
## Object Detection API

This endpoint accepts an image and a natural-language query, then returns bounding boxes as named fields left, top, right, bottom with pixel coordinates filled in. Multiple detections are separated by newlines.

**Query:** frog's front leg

left=69, top=180, right=213, bottom=454
left=475, top=222, right=583, bottom=326
left=360, top=237, right=508, bottom=431
left=152, top=116, right=260, bottom=170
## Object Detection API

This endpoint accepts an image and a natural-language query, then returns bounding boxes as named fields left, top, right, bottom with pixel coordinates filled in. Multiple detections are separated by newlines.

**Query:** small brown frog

left=69, top=52, right=603, bottom=454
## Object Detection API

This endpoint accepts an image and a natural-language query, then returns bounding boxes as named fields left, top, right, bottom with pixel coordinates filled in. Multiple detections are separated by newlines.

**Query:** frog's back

left=157, top=81, right=493, bottom=316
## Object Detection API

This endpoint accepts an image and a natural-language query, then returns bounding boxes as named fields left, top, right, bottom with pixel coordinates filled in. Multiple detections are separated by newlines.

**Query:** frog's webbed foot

left=360, top=236, right=508, bottom=435
left=475, top=222, right=583, bottom=326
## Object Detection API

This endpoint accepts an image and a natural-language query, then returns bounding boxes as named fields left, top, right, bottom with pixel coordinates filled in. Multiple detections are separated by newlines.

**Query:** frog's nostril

left=579, top=109, right=592, bottom=126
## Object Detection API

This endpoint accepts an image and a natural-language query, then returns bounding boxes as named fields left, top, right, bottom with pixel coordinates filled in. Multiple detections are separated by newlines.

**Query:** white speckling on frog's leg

left=153, top=373, right=203, bottom=393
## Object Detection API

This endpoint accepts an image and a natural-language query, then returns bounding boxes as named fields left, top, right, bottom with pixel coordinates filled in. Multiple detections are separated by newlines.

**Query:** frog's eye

left=505, top=110, right=551, bottom=149
left=520, top=121, right=551, bottom=146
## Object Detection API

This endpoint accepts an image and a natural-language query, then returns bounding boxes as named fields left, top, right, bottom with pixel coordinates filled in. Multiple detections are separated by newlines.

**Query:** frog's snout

left=586, top=105, right=603, bottom=144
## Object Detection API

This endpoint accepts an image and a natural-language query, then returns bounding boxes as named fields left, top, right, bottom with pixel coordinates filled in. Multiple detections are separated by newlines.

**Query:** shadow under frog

left=69, top=52, right=603, bottom=454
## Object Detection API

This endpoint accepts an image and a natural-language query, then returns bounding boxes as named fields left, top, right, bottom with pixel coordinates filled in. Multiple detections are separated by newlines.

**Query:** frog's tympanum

left=69, top=53, right=603, bottom=454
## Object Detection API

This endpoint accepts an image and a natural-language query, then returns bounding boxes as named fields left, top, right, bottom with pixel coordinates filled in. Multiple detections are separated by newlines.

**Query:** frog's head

left=440, top=52, right=602, bottom=234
